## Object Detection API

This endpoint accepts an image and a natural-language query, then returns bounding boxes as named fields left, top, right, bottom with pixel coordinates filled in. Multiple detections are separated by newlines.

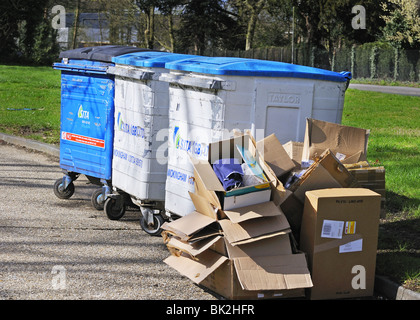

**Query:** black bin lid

left=59, top=45, right=157, bottom=63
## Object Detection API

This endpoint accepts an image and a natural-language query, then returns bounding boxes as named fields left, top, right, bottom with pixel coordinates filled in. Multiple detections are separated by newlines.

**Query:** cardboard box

left=164, top=232, right=313, bottom=300
left=346, top=162, right=386, bottom=218
left=280, top=150, right=360, bottom=240
left=299, top=188, right=381, bottom=300
left=288, top=150, right=360, bottom=203
left=301, top=118, right=370, bottom=166
left=191, top=134, right=286, bottom=211
left=162, top=186, right=313, bottom=299
left=256, top=134, right=296, bottom=179
left=161, top=210, right=221, bottom=242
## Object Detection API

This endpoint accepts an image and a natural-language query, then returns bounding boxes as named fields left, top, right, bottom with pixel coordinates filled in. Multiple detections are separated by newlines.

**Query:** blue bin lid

left=59, top=45, right=154, bottom=62
left=53, top=59, right=113, bottom=74
left=112, top=51, right=197, bottom=68
left=165, top=56, right=351, bottom=82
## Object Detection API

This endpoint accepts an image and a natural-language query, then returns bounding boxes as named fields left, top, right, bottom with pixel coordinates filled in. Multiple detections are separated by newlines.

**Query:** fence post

left=370, top=46, right=378, bottom=79
left=310, top=46, right=315, bottom=67
left=351, top=44, right=356, bottom=78
left=393, top=47, right=399, bottom=81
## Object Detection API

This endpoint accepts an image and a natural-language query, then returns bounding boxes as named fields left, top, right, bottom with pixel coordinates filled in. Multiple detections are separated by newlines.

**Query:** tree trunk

left=244, top=0, right=266, bottom=51
left=144, top=6, right=155, bottom=49
left=168, top=12, right=175, bottom=52
left=71, top=0, right=81, bottom=49
left=245, top=14, right=257, bottom=50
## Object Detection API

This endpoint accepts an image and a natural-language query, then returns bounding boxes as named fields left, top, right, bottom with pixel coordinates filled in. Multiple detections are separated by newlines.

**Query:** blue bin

left=52, top=45, right=154, bottom=209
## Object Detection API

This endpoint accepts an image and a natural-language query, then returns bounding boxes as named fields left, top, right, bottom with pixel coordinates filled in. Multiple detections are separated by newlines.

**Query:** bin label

left=61, top=131, right=105, bottom=148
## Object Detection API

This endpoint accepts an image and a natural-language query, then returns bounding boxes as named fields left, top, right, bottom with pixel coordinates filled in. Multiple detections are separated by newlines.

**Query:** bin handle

left=107, top=66, right=154, bottom=81
left=159, top=73, right=236, bottom=91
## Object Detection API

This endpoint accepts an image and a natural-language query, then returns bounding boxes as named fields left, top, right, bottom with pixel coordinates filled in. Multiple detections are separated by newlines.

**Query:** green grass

left=0, top=65, right=61, bottom=144
left=343, top=89, right=420, bottom=292
left=0, top=65, right=419, bottom=293
left=343, top=89, right=420, bottom=215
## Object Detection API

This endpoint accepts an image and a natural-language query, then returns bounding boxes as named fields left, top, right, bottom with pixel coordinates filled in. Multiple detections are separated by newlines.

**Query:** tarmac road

left=0, top=142, right=218, bottom=300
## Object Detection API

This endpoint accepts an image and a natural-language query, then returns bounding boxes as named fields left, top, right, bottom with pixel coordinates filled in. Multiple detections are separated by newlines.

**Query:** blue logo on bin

left=117, top=112, right=145, bottom=139
left=173, top=126, right=208, bottom=157
left=78, top=105, right=89, bottom=119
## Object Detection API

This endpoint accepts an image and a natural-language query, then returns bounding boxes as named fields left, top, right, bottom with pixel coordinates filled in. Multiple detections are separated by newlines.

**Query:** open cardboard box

left=301, top=118, right=370, bottom=167
left=162, top=184, right=313, bottom=300
left=191, top=134, right=287, bottom=211
left=280, top=149, right=360, bottom=241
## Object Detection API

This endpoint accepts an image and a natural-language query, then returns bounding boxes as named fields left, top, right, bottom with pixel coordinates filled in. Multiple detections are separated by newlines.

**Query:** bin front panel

left=59, top=70, right=115, bottom=180
left=111, top=77, right=169, bottom=201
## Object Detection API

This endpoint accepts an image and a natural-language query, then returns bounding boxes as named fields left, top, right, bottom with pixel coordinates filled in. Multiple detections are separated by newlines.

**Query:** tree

left=244, top=0, right=267, bottom=50
left=381, top=0, right=420, bottom=49
left=155, top=0, right=185, bottom=52
left=0, top=0, right=59, bottom=64
left=135, top=0, right=160, bottom=49
left=176, top=0, right=240, bottom=54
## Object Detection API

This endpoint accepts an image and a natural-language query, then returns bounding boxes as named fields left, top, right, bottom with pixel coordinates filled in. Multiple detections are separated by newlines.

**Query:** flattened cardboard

left=219, top=215, right=290, bottom=246
left=300, top=188, right=381, bottom=300
left=200, top=258, right=307, bottom=300
left=233, top=254, right=313, bottom=291
left=163, top=250, right=228, bottom=285
left=189, top=191, right=221, bottom=220
left=223, top=201, right=284, bottom=224
left=224, top=234, right=293, bottom=258
left=161, top=211, right=220, bottom=242
left=166, top=235, right=223, bottom=257
left=302, top=118, right=370, bottom=165
left=256, top=134, right=295, bottom=178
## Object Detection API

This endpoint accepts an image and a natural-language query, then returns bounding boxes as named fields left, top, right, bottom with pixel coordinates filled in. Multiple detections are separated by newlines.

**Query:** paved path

left=349, top=83, right=420, bottom=97
left=0, top=142, right=217, bottom=301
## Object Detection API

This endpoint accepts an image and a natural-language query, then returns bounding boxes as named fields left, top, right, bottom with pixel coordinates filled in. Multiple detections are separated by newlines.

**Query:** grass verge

left=0, top=65, right=419, bottom=293
left=343, top=89, right=420, bottom=292
left=0, top=64, right=61, bottom=145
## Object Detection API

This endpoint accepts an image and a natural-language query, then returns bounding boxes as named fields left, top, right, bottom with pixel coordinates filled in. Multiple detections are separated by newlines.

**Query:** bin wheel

left=53, top=178, right=75, bottom=199
left=139, top=214, right=165, bottom=236
left=91, top=188, right=105, bottom=211
left=104, top=197, right=126, bottom=220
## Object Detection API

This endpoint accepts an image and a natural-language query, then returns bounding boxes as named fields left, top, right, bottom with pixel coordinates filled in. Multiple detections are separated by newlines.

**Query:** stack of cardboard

left=162, top=134, right=313, bottom=299
left=271, top=119, right=383, bottom=299
left=162, top=119, right=384, bottom=300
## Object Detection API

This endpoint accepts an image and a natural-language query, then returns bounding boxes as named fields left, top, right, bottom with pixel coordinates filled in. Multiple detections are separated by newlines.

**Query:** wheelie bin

left=105, top=51, right=196, bottom=235
left=162, top=56, right=352, bottom=218
left=52, top=45, right=153, bottom=210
